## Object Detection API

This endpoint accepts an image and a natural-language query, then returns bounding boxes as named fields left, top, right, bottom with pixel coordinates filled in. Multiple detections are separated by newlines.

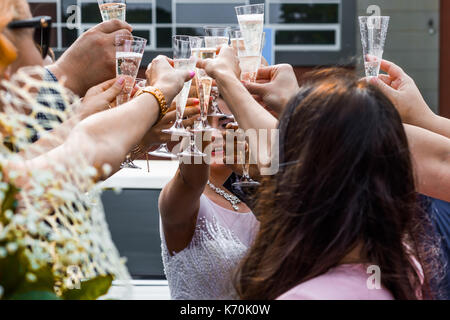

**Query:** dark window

left=176, top=27, right=204, bottom=37
left=81, top=3, right=102, bottom=24
left=127, top=3, right=152, bottom=24
left=61, top=0, right=77, bottom=21
left=29, top=3, right=57, bottom=21
left=132, top=30, right=151, bottom=46
left=176, top=3, right=245, bottom=24
left=157, top=0, right=172, bottom=23
left=276, top=30, right=336, bottom=45
left=62, top=27, right=78, bottom=48
left=157, top=28, right=172, bottom=48
left=270, top=3, right=339, bottom=24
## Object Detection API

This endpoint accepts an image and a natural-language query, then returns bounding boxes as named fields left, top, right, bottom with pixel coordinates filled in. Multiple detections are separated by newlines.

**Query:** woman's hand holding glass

left=79, top=77, right=126, bottom=119
left=196, top=46, right=241, bottom=84
left=243, top=64, right=300, bottom=117
left=140, top=98, right=200, bottom=150
left=146, top=55, right=196, bottom=105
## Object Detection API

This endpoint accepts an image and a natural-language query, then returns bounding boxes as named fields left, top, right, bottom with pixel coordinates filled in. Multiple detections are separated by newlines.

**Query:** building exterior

left=28, top=0, right=355, bottom=66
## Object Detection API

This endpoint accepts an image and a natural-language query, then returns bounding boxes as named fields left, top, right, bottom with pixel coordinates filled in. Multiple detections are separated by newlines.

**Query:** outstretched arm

left=47, top=20, right=133, bottom=97
left=244, top=64, right=300, bottom=117
left=197, top=47, right=278, bottom=133
left=405, top=124, right=450, bottom=202
left=22, top=78, right=126, bottom=159
left=7, top=56, right=194, bottom=182
left=159, top=156, right=210, bottom=254
left=197, top=47, right=278, bottom=172
left=373, top=59, right=450, bottom=139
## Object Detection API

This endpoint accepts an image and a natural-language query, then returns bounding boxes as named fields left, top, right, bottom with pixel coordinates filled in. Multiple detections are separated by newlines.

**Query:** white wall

left=356, top=0, right=440, bottom=113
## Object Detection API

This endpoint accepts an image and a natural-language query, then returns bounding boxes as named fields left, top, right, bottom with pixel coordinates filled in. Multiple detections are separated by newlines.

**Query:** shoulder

left=277, top=264, right=394, bottom=300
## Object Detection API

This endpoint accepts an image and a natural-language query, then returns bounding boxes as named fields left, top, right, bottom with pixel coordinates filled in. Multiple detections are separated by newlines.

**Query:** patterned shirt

left=30, top=68, right=67, bottom=142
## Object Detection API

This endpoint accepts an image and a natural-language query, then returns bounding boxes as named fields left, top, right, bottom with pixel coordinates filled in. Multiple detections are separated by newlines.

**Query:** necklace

left=207, top=181, right=242, bottom=211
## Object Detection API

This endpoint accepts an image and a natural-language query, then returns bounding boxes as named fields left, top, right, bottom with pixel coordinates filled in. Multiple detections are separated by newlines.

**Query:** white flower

left=26, top=272, right=37, bottom=283
left=6, top=242, right=18, bottom=254
left=4, top=210, right=13, bottom=220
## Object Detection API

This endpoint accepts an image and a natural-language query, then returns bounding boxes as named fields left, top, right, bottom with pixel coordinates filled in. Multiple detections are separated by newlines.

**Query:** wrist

left=404, top=102, right=435, bottom=127
left=47, top=61, right=85, bottom=97
left=153, top=82, right=176, bottom=104
left=281, top=87, right=299, bottom=110
left=215, top=70, right=240, bottom=88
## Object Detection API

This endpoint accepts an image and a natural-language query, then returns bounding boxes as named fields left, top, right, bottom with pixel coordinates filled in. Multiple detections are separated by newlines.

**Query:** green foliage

left=9, top=290, right=61, bottom=300
left=0, top=248, right=28, bottom=297
left=62, top=275, right=113, bottom=300
left=0, top=182, right=19, bottom=224
left=0, top=181, right=113, bottom=300
left=0, top=247, right=55, bottom=299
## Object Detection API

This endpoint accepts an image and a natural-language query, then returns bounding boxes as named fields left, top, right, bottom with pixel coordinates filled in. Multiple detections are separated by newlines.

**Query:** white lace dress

left=160, top=194, right=260, bottom=300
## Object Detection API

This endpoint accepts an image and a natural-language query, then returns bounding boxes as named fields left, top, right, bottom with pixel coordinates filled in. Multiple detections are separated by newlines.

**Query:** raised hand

left=48, top=20, right=133, bottom=97
left=371, top=59, right=450, bottom=139
left=196, top=46, right=241, bottom=81
left=140, top=98, right=200, bottom=149
left=370, top=59, right=433, bottom=125
left=146, top=55, right=196, bottom=104
left=80, top=77, right=125, bottom=119
left=243, top=64, right=299, bottom=116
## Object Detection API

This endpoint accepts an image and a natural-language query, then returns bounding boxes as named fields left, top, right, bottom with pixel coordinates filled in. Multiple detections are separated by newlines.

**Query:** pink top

left=277, top=264, right=394, bottom=300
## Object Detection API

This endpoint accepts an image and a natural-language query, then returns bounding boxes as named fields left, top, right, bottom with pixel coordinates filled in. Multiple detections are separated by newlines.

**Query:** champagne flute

left=231, top=31, right=264, bottom=186
left=189, top=36, right=215, bottom=133
left=236, top=32, right=265, bottom=83
left=115, top=34, right=146, bottom=105
left=359, top=16, right=390, bottom=78
left=203, top=26, right=230, bottom=118
left=98, top=0, right=126, bottom=22
left=115, top=34, right=146, bottom=169
left=232, top=135, right=260, bottom=188
left=160, top=36, right=196, bottom=139
left=235, top=4, right=264, bottom=57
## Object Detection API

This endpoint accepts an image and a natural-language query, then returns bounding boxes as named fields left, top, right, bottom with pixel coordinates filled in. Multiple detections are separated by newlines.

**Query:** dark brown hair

left=235, top=68, right=438, bottom=300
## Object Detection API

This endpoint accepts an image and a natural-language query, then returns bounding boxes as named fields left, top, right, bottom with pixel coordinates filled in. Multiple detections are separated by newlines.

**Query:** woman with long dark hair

left=233, top=69, right=439, bottom=300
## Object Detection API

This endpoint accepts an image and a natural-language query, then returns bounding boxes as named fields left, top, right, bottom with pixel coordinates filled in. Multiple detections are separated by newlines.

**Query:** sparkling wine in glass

left=115, top=35, right=146, bottom=105
left=161, top=36, right=196, bottom=139
left=232, top=135, right=260, bottom=188
left=115, top=35, right=146, bottom=169
left=359, top=16, right=390, bottom=78
left=98, top=0, right=126, bottom=22
left=235, top=4, right=264, bottom=57
left=235, top=31, right=265, bottom=83
left=190, top=36, right=216, bottom=132
left=203, top=26, right=231, bottom=118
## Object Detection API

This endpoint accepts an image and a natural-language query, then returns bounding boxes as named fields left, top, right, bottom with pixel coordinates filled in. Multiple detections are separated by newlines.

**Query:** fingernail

left=117, top=77, right=125, bottom=85
left=193, top=98, right=200, bottom=104
left=189, top=71, right=196, bottom=79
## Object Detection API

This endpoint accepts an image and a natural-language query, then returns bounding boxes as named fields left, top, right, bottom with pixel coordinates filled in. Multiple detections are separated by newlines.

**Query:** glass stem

left=241, top=149, right=250, bottom=179
left=174, top=107, right=183, bottom=129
